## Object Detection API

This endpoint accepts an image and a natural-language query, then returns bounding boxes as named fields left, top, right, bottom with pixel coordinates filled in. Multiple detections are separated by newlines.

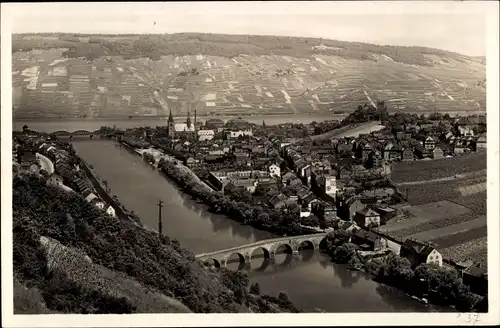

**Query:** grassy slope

left=12, top=33, right=485, bottom=119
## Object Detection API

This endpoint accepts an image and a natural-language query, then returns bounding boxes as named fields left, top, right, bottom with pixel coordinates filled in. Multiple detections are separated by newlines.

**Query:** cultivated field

left=388, top=150, right=487, bottom=266
left=386, top=170, right=487, bottom=266
left=391, top=151, right=487, bottom=184
left=383, top=201, right=472, bottom=233
left=12, top=33, right=486, bottom=119
left=440, top=237, right=488, bottom=268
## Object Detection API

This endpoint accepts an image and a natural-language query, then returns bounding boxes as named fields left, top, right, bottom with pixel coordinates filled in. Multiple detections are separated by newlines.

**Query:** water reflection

left=224, top=249, right=317, bottom=274
left=177, top=186, right=270, bottom=242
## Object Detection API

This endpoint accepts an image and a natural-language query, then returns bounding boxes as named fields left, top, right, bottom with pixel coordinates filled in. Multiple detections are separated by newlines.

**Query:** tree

left=333, top=243, right=358, bottom=264
left=379, top=253, right=413, bottom=288
left=250, top=283, right=261, bottom=295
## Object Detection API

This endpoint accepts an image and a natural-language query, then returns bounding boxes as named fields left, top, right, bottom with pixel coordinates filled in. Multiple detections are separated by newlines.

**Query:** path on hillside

left=395, top=169, right=487, bottom=187
left=36, top=153, right=54, bottom=174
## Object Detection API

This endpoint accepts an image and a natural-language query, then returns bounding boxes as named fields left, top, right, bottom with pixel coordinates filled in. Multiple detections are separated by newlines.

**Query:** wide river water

left=12, top=110, right=483, bottom=133
left=70, top=139, right=443, bottom=312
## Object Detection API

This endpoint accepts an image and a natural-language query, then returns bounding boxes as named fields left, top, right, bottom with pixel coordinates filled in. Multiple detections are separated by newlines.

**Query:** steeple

left=167, top=109, right=175, bottom=139
left=168, top=109, right=174, bottom=123
left=194, top=109, right=197, bottom=129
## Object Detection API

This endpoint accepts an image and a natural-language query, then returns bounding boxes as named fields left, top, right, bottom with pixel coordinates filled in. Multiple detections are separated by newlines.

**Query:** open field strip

left=429, top=225, right=487, bottom=249
left=396, top=169, right=487, bottom=187
left=383, top=201, right=471, bottom=233
left=406, top=216, right=486, bottom=243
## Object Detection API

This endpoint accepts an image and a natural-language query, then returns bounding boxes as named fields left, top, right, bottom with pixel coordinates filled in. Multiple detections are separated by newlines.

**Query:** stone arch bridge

left=196, top=233, right=328, bottom=268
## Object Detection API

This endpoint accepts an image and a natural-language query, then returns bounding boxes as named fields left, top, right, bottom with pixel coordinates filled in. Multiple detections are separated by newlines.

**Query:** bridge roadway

left=195, top=233, right=328, bottom=268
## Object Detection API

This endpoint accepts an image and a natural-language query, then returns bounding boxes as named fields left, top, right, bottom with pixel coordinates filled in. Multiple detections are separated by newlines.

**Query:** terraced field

left=12, top=33, right=486, bottom=119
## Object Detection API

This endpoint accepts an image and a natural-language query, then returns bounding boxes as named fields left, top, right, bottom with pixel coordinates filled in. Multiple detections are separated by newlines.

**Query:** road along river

left=71, top=139, right=445, bottom=312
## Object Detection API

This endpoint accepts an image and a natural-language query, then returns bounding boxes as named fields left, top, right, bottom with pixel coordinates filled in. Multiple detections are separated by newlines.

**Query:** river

left=70, top=139, right=443, bottom=313
left=12, top=109, right=484, bottom=133
left=13, top=114, right=347, bottom=133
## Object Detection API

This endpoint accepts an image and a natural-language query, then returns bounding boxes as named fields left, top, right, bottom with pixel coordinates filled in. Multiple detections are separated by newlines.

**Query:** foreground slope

left=12, top=33, right=485, bottom=119
left=13, top=172, right=298, bottom=313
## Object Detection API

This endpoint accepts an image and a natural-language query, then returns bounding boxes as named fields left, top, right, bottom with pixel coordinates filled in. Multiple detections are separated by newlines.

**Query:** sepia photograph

left=1, top=1, right=499, bottom=327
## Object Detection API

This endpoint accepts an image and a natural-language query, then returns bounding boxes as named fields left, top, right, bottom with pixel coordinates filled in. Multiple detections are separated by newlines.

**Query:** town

left=13, top=103, right=487, bottom=312
left=7, top=3, right=495, bottom=318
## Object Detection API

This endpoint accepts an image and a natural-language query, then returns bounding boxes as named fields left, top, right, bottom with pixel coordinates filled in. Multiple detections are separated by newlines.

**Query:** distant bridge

left=195, top=233, right=328, bottom=268
left=50, top=130, right=115, bottom=139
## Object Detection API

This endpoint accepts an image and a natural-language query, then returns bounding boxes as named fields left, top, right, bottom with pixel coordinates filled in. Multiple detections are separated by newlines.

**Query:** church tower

left=167, top=109, right=175, bottom=139
left=194, top=109, right=197, bottom=129
left=186, top=109, right=192, bottom=129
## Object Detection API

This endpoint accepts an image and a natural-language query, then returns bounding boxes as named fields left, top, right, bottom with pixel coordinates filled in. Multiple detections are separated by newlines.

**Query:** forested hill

left=13, top=172, right=299, bottom=314
left=12, top=33, right=485, bottom=119
left=13, top=33, right=474, bottom=64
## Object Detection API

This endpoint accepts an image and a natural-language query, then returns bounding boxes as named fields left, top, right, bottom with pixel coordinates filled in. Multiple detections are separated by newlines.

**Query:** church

left=167, top=109, right=197, bottom=140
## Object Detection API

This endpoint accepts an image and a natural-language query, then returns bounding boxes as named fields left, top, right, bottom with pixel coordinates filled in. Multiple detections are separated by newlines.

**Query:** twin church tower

left=166, top=108, right=197, bottom=140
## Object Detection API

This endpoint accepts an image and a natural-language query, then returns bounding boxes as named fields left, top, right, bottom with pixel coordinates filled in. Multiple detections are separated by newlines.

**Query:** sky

left=4, top=2, right=488, bottom=56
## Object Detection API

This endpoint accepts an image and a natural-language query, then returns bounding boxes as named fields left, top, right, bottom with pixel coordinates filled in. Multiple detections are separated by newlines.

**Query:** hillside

left=13, top=172, right=299, bottom=313
left=12, top=33, right=486, bottom=119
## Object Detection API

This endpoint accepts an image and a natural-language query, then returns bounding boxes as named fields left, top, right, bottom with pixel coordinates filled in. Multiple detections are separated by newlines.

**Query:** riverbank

left=121, top=140, right=319, bottom=237
left=78, top=154, right=145, bottom=228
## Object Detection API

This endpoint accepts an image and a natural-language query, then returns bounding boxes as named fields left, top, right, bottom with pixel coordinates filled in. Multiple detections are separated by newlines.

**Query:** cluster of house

left=339, top=225, right=487, bottom=295
left=14, top=134, right=117, bottom=218
left=387, top=116, right=486, bottom=160
left=13, top=142, right=40, bottom=172
left=164, top=110, right=256, bottom=143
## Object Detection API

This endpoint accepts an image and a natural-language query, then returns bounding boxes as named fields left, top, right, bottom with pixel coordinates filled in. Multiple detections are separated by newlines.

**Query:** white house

left=268, top=164, right=281, bottom=177
left=400, top=239, right=443, bottom=267
left=106, top=206, right=116, bottom=217
left=300, top=210, right=311, bottom=218
left=46, top=173, right=63, bottom=187
left=426, top=249, right=443, bottom=267
left=476, top=133, right=486, bottom=149
left=85, top=193, right=98, bottom=203
left=316, top=174, right=336, bottom=197
left=458, top=125, right=475, bottom=137
left=227, top=129, right=253, bottom=138
left=424, top=137, right=436, bottom=151
left=91, top=199, right=106, bottom=210
left=197, top=129, right=215, bottom=141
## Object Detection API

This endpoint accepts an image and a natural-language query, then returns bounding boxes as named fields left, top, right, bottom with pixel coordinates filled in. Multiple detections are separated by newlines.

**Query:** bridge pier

left=244, top=254, right=251, bottom=270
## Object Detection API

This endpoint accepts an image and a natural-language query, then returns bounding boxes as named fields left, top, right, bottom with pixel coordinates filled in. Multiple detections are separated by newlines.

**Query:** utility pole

left=157, top=200, right=164, bottom=236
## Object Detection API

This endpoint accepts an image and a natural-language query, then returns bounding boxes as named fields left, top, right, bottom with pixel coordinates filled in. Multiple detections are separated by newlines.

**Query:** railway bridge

left=195, top=233, right=328, bottom=268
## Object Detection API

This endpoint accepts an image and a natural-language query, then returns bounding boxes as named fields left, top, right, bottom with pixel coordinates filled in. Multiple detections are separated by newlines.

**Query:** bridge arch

left=203, top=258, right=221, bottom=268
left=249, top=246, right=271, bottom=261
left=273, top=243, right=293, bottom=256
left=318, top=237, right=329, bottom=253
left=298, top=240, right=315, bottom=251
left=226, top=252, right=246, bottom=263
